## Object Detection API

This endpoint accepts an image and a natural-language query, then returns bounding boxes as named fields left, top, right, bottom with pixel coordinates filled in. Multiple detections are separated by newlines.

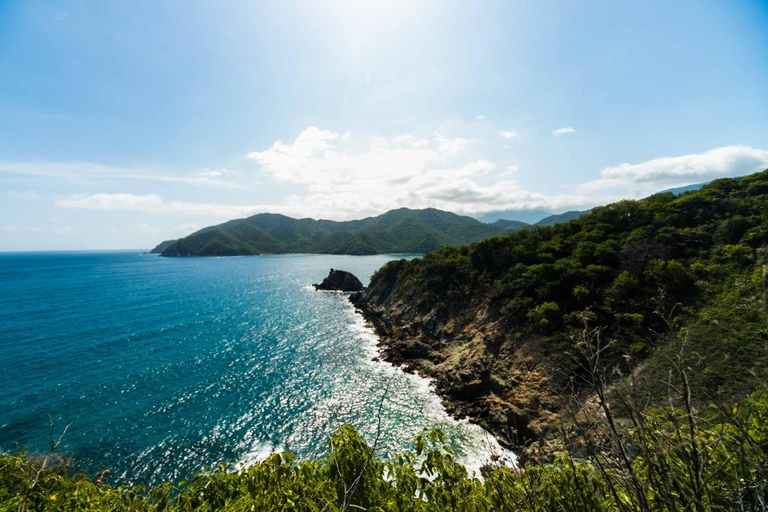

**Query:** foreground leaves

left=2, top=387, right=767, bottom=511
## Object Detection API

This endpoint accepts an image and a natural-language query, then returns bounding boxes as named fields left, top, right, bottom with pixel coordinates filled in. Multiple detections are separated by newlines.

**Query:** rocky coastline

left=349, top=287, right=558, bottom=457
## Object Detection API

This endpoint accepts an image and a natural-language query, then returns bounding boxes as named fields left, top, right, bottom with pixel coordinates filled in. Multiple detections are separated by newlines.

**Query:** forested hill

left=155, top=208, right=518, bottom=256
left=353, top=170, right=768, bottom=448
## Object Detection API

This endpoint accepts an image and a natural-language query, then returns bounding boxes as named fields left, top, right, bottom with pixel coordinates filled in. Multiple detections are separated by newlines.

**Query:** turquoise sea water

left=0, top=252, right=509, bottom=486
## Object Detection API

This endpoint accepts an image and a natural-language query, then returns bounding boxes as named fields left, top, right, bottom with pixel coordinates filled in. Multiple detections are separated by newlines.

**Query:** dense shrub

left=2, top=386, right=767, bottom=510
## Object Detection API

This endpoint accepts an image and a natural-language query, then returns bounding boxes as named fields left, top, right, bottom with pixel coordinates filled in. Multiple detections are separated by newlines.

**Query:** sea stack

left=313, top=269, right=364, bottom=292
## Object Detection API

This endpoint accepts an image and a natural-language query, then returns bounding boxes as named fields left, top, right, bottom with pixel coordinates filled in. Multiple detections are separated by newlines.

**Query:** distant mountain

left=658, top=182, right=706, bottom=195
left=490, top=219, right=530, bottom=231
left=477, top=209, right=552, bottom=224
left=482, top=211, right=589, bottom=230
left=155, top=208, right=518, bottom=257
left=534, top=210, right=591, bottom=226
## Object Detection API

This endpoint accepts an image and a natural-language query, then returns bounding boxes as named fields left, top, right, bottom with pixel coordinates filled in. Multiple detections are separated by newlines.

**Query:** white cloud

left=56, top=125, right=600, bottom=221
left=501, top=131, right=518, bottom=139
left=500, top=165, right=519, bottom=176
left=552, top=127, right=576, bottom=136
left=248, top=128, right=445, bottom=186
left=49, top=127, right=768, bottom=226
left=579, top=145, right=768, bottom=196
left=393, top=134, right=430, bottom=148
left=136, top=222, right=200, bottom=236
left=434, top=133, right=469, bottom=156
left=194, top=170, right=221, bottom=177
left=242, top=127, right=597, bottom=218
left=57, top=193, right=164, bottom=211
left=475, top=115, right=486, bottom=121
left=0, top=161, right=243, bottom=189
left=55, top=193, right=266, bottom=219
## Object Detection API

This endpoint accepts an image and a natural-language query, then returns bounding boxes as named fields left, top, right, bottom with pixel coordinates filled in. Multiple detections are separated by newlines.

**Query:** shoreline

left=235, top=288, right=516, bottom=476
left=343, top=299, right=517, bottom=472
left=347, top=292, right=521, bottom=455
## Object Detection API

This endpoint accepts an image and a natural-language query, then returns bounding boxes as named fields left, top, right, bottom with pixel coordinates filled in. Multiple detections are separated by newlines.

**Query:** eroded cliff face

left=349, top=261, right=559, bottom=450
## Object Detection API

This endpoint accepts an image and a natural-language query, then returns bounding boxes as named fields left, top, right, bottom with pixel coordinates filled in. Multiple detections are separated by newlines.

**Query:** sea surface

left=0, top=251, right=510, bottom=486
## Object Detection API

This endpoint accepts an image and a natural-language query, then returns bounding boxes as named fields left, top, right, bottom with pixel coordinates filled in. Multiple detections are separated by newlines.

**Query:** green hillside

left=156, top=208, right=514, bottom=257
left=534, top=209, right=590, bottom=226
left=4, top=390, right=767, bottom=510
left=148, top=239, right=176, bottom=254
left=6, top=175, right=768, bottom=510
left=355, top=169, right=768, bottom=450
left=489, top=218, right=530, bottom=231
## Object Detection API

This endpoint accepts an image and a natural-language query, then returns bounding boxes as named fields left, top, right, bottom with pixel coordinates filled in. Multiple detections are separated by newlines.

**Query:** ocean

left=0, top=251, right=510, bottom=486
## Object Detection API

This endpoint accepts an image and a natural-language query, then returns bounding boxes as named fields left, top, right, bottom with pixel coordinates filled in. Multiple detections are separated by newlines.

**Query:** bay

left=0, top=251, right=510, bottom=486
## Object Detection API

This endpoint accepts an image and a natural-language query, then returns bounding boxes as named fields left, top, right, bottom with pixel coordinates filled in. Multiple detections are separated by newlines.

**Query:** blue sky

left=1, top=0, right=767, bottom=250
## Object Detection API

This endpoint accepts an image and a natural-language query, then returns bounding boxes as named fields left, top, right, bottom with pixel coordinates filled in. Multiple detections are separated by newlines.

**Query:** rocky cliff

left=350, top=260, right=555, bottom=449
left=349, top=170, right=768, bottom=455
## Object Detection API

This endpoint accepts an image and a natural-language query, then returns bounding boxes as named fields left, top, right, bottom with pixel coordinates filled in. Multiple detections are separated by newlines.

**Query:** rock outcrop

left=314, top=269, right=365, bottom=292
left=349, top=261, right=554, bottom=452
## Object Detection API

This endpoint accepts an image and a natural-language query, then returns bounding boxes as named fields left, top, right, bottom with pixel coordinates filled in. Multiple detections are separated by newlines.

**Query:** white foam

left=345, top=302, right=518, bottom=475
left=238, top=440, right=285, bottom=469
left=231, top=298, right=516, bottom=477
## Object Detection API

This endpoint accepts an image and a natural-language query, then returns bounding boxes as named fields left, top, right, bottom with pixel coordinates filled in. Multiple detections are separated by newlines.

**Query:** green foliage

left=3, top=387, right=767, bottom=510
left=367, top=169, right=768, bottom=399
left=528, top=301, right=560, bottom=333
left=157, top=208, right=521, bottom=257
left=534, top=209, right=591, bottom=227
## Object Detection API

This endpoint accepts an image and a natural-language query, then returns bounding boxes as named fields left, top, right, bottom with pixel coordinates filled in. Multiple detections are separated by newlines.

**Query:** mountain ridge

left=155, top=208, right=515, bottom=257
left=153, top=179, right=711, bottom=257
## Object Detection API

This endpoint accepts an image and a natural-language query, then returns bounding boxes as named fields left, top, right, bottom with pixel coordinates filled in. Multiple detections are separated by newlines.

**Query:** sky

left=1, top=0, right=767, bottom=250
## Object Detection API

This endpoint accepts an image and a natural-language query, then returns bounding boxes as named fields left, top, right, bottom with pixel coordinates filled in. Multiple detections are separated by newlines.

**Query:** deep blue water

left=0, top=252, right=508, bottom=485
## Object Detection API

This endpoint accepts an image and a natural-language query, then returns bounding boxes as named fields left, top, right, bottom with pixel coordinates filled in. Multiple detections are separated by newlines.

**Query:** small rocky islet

left=313, top=269, right=365, bottom=292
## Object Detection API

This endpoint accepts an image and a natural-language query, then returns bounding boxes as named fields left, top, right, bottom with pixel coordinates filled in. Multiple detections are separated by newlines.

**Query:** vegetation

left=4, top=172, right=767, bottom=509
left=156, top=208, right=519, bottom=257
left=490, top=219, right=530, bottom=231
left=534, top=209, right=591, bottom=227
left=148, top=240, right=176, bottom=254
left=370, top=170, right=768, bottom=406
left=3, top=382, right=767, bottom=510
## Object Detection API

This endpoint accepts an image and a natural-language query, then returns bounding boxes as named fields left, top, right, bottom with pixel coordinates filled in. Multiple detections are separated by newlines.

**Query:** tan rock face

left=350, top=281, right=557, bottom=452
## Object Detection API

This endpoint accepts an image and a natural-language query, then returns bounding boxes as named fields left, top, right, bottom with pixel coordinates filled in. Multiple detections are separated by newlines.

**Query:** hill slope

left=352, top=170, right=768, bottom=449
left=156, top=208, right=515, bottom=257
left=490, top=219, right=530, bottom=231
left=534, top=209, right=590, bottom=226
left=149, top=239, right=176, bottom=254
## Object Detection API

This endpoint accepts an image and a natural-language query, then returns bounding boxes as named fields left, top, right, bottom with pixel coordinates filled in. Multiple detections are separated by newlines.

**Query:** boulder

left=313, top=269, right=364, bottom=292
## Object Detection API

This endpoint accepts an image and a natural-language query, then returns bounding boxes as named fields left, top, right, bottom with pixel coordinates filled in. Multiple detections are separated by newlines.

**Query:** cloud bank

left=0, top=161, right=242, bottom=189
left=243, top=128, right=593, bottom=218
left=49, top=127, right=768, bottom=224
left=579, top=145, right=768, bottom=196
